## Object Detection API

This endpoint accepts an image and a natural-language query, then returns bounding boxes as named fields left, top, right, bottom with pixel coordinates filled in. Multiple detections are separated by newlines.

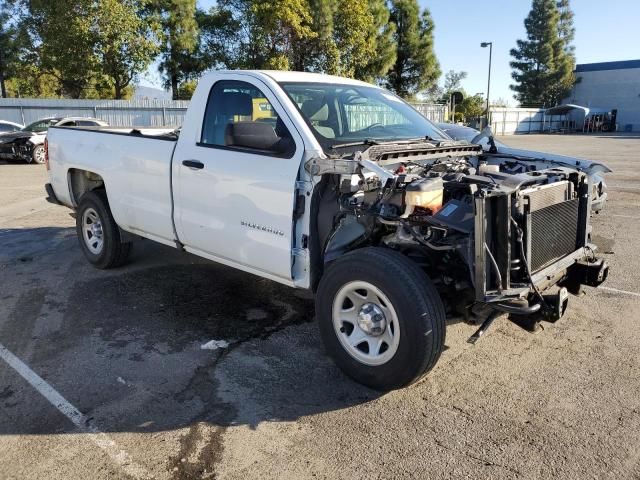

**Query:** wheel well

left=68, top=169, right=105, bottom=206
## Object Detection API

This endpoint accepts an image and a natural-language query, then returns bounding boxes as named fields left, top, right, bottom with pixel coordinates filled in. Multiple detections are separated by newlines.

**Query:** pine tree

left=386, top=0, right=440, bottom=99
left=551, top=0, right=576, bottom=101
left=557, top=0, right=575, bottom=52
left=510, top=0, right=576, bottom=106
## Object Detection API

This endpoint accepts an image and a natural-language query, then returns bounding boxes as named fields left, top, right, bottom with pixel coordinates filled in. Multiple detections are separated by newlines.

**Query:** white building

left=565, top=59, right=640, bottom=132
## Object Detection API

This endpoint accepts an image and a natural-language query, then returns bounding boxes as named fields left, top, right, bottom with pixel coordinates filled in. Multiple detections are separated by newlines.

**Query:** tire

left=32, top=144, right=46, bottom=164
left=316, top=247, right=446, bottom=391
left=76, top=190, right=131, bottom=269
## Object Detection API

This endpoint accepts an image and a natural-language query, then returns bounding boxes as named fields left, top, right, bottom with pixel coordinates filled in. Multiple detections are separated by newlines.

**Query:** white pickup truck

left=45, top=70, right=610, bottom=390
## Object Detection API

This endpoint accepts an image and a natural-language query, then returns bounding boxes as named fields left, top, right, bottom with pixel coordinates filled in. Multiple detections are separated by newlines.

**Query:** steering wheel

left=365, top=123, right=385, bottom=131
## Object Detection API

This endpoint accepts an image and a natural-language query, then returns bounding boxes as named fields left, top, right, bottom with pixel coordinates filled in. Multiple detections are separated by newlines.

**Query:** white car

left=44, top=71, right=611, bottom=390
left=0, top=117, right=108, bottom=164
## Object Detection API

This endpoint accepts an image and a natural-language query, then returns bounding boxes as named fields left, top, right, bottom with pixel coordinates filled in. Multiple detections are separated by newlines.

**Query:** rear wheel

left=76, top=190, right=131, bottom=269
left=32, top=145, right=45, bottom=164
left=316, top=247, right=446, bottom=390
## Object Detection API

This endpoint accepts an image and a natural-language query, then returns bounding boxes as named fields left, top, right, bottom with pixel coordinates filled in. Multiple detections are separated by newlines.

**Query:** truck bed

left=47, top=125, right=179, bottom=244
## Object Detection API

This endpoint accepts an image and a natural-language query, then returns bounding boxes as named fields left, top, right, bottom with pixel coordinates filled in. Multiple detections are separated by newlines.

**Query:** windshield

left=23, top=118, right=60, bottom=133
left=280, top=82, right=449, bottom=149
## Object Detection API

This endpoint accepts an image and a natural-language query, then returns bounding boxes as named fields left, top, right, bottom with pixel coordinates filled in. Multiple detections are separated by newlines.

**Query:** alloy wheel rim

left=34, top=146, right=45, bottom=163
left=332, top=281, right=400, bottom=366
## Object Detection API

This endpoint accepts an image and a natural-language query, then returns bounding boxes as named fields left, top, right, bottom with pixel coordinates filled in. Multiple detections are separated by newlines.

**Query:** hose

left=510, top=217, right=550, bottom=311
left=484, top=242, right=503, bottom=293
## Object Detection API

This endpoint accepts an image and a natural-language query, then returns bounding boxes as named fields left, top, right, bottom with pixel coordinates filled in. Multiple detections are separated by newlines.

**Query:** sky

left=144, top=1, right=640, bottom=105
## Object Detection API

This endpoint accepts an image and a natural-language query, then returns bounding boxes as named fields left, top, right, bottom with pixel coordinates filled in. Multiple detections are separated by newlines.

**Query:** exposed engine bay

left=308, top=140, right=609, bottom=322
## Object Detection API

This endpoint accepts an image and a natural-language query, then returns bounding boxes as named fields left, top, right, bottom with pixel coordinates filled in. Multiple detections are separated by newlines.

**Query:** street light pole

left=481, top=42, right=493, bottom=128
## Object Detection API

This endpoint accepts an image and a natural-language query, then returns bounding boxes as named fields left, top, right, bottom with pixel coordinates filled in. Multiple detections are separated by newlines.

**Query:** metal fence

left=0, top=97, right=449, bottom=128
left=0, top=98, right=190, bottom=127
left=413, top=103, right=448, bottom=123
left=488, top=107, right=547, bottom=135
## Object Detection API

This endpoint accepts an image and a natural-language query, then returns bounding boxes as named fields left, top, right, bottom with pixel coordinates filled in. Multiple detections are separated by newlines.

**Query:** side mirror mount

left=471, top=126, right=498, bottom=154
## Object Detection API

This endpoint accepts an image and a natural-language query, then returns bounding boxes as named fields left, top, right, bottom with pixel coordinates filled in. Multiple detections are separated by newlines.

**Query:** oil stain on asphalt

left=51, top=263, right=315, bottom=357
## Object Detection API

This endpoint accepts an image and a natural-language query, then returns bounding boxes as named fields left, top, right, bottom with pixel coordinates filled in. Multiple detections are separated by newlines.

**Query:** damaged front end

left=308, top=140, right=609, bottom=327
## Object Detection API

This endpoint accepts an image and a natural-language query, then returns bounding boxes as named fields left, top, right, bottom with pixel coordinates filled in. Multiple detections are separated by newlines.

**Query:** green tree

left=293, top=0, right=394, bottom=81
left=331, top=0, right=376, bottom=77
left=556, top=0, right=575, bottom=52
left=94, top=0, right=159, bottom=99
left=175, top=79, right=197, bottom=99
left=510, top=0, right=576, bottom=106
left=26, top=0, right=98, bottom=98
left=353, top=0, right=396, bottom=82
left=294, top=0, right=337, bottom=71
left=197, top=7, right=240, bottom=70
left=148, top=0, right=199, bottom=99
left=0, top=3, right=20, bottom=98
left=551, top=0, right=576, bottom=102
left=457, top=94, right=484, bottom=120
left=217, top=0, right=315, bottom=70
left=4, top=64, right=61, bottom=98
left=386, top=0, right=440, bottom=99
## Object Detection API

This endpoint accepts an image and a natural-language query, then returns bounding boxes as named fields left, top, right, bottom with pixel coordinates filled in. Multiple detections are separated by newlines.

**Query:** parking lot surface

left=1, top=134, right=639, bottom=479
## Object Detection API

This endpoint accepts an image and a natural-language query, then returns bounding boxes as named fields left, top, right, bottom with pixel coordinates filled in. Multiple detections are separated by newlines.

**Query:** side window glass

left=200, top=80, right=294, bottom=157
left=60, top=121, right=77, bottom=127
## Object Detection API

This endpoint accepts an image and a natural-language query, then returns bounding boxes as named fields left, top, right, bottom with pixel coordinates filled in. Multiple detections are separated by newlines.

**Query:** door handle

left=182, top=160, right=204, bottom=170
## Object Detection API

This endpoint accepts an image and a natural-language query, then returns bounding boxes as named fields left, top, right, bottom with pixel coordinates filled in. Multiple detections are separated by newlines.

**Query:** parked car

left=437, top=123, right=610, bottom=212
left=0, top=120, right=24, bottom=133
left=45, top=71, right=610, bottom=390
left=0, top=117, right=108, bottom=164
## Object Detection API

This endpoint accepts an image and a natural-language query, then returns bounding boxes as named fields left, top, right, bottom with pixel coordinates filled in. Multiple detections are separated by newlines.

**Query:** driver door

left=172, top=76, right=304, bottom=283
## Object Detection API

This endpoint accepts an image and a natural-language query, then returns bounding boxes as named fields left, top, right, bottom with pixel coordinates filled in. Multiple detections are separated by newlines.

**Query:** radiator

left=528, top=199, right=580, bottom=271
left=521, top=181, right=580, bottom=272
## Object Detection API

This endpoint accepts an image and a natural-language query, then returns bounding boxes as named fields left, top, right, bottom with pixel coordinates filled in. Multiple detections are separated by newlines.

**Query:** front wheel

left=76, top=190, right=131, bottom=269
left=316, top=247, right=446, bottom=391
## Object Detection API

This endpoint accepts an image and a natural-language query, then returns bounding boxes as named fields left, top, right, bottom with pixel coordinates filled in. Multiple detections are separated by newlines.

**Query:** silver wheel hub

left=82, top=207, right=104, bottom=255
left=332, top=281, right=400, bottom=366
left=34, top=146, right=45, bottom=163
left=357, top=303, right=387, bottom=336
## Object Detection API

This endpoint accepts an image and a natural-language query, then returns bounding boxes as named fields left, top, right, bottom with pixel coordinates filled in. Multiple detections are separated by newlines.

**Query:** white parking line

left=608, top=184, right=640, bottom=192
left=598, top=286, right=640, bottom=298
left=611, top=214, right=640, bottom=220
left=0, top=342, right=152, bottom=479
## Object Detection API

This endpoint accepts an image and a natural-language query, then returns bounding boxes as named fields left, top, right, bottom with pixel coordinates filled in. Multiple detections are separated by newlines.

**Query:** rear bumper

left=45, top=183, right=63, bottom=205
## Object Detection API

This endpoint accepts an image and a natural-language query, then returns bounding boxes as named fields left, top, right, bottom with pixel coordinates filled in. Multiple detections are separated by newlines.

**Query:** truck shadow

left=0, top=228, right=385, bottom=437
